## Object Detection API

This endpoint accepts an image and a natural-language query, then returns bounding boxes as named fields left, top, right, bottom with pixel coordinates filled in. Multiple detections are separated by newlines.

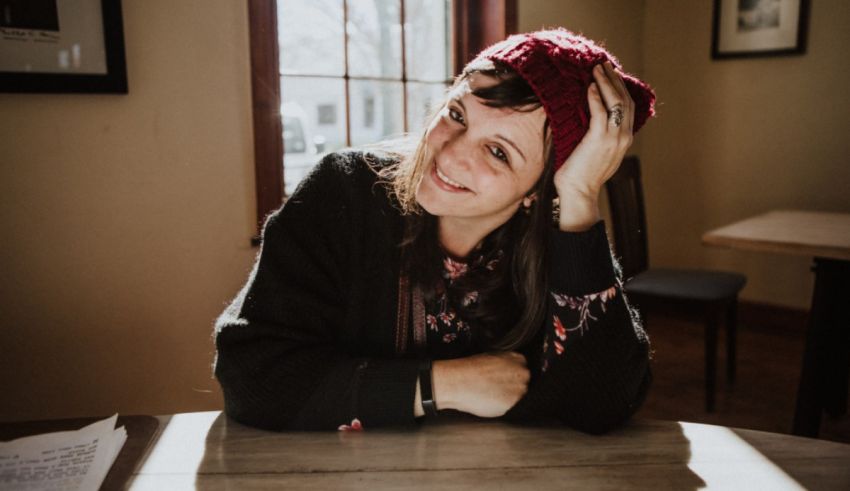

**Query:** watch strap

left=418, top=358, right=438, bottom=417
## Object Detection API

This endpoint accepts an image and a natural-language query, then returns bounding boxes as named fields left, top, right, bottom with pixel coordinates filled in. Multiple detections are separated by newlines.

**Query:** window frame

left=247, top=0, right=517, bottom=244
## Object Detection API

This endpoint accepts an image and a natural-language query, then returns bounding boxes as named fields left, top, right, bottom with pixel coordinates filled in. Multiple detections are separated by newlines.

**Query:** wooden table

left=703, top=210, right=850, bottom=437
left=123, top=411, right=850, bottom=489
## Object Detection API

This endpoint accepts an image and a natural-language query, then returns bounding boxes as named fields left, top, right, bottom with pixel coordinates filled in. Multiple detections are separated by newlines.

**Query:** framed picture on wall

left=712, top=0, right=810, bottom=59
left=0, top=0, right=127, bottom=93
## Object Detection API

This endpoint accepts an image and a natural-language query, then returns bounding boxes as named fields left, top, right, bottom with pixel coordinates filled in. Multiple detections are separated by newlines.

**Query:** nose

left=436, top=126, right=475, bottom=172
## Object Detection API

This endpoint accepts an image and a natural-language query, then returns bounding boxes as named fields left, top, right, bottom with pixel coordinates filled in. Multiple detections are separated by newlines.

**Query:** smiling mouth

left=434, top=164, right=469, bottom=191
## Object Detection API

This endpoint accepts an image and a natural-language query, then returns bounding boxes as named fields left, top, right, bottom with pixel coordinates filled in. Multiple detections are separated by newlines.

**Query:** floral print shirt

left=423, top=254, right=490, bottom=359
left=340, top=250, right=621, bottom=432
left=425, top=252, right=619, bottom=370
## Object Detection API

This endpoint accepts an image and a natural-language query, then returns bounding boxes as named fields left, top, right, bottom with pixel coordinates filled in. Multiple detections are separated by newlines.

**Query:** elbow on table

left=565, top=406, right=636, bottom=435
left=222, top=400, right=288, bottom=432
left=214, top=361, right=306, bottom=432
left=217, top=379, right=303, bottom=432
left=562, top=365, right=653, bottom=435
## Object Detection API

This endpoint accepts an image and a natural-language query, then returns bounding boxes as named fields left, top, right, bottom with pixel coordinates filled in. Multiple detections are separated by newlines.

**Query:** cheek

left=425, top=120, right=449, bottom=149
left=518, top=162, right=546, bottom=196
left=484, top=172, right=533, bottom=205
left=470, top=171, right=501, bottom=192
left=413, top=177, right=444, bottom=216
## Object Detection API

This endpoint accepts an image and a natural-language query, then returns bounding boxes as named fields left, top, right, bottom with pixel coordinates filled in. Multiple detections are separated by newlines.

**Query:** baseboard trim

left=739, top=300, right=808, bottom=333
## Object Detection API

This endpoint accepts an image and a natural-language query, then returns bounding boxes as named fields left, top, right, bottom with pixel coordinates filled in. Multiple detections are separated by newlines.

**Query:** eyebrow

left=454, top=98, right=528, bottom=163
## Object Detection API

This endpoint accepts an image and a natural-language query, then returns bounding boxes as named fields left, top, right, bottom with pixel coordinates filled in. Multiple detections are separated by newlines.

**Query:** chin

left=414, top=188, right=441, bottom=216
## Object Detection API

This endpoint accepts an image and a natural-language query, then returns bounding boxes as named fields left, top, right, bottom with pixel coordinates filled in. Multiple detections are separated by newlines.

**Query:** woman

left=215, top=29, right=656, bottom=433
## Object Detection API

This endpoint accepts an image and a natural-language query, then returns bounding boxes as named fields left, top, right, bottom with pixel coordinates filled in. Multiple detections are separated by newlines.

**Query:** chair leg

left=726, top=299, right=738, bottom=386
left=705, top=311, right=719, bottom=413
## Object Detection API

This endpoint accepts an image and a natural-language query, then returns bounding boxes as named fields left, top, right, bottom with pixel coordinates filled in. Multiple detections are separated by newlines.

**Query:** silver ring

left=608, top=104, right=624, bottom=128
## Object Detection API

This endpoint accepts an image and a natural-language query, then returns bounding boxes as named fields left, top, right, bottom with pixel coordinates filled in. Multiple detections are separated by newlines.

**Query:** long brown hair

left=376, top=59, right=556, bottom=352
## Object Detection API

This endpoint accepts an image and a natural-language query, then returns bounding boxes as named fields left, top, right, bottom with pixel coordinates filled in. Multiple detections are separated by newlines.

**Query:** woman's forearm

left=556, top=190, right=601, bottom=232
left=413, top=355, right=529, bottom=418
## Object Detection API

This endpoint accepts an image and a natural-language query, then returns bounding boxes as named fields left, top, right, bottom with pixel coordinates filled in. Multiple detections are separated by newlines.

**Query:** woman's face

left=416, top=73, right=547, bottom=232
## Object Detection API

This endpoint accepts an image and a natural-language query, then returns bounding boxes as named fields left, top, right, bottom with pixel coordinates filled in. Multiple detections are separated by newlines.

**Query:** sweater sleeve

left=501, top=221, right=652, bottom=434
left=214, top=155, right=420, bottom=431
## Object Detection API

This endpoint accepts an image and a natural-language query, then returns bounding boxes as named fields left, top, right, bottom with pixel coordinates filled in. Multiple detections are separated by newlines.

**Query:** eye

left=488, top=145, right=509, bottom=163
left=448, top=107, right=465, bottom=125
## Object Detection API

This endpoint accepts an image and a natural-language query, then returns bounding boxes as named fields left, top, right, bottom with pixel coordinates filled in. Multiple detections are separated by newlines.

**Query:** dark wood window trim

left=248, top=0, right=284, bottom=245
left=247, top=0, right=516, bottom=245
left=453, top=0, right=517, bottom=75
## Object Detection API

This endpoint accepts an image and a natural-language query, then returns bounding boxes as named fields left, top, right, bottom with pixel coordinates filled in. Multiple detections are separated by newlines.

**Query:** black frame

left=712, top=0, right=809, bottom=60
left=0, top=0, right=128, bottom=93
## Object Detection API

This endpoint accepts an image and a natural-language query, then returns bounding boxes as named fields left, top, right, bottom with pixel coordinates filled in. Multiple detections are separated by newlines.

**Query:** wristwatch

left=419, top=358, right=439, bottom=417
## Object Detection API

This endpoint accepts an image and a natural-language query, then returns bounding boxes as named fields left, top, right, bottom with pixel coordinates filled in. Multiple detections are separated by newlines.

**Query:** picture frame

left=0, top=0, right=127, bottom=93
left=712, top=0, right=810, bottom=60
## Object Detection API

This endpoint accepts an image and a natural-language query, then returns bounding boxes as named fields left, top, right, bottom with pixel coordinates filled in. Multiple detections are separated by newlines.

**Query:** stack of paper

left=0, top=414, right=126, bottom=491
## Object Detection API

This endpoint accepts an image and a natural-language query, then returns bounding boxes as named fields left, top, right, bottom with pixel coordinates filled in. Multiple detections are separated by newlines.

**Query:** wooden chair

left=605, top=156, right=746, bottom=412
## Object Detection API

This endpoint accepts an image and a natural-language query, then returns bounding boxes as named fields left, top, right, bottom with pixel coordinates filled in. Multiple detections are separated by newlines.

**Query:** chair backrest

left=604, top=156, right=649, bottom=280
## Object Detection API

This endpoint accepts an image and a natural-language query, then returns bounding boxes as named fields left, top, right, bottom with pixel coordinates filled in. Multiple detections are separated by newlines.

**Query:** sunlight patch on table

left=680, top=422, right=804, bottom=490
left=135, top=411, right=220, bottom=475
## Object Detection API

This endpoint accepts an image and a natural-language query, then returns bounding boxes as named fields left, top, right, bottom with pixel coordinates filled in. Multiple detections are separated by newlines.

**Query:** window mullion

left=343, top=0, right=352, bottom=147
left=400, top=0, right=408, bottom=133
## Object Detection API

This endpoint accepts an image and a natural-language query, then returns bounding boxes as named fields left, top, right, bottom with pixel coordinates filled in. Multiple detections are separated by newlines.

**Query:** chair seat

left=625, top=268, right=746, bottom=302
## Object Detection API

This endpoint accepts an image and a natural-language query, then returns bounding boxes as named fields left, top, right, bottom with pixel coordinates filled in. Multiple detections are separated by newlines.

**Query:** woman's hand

left=433, top=351, right=530, bottom=418
left=554, top=61, right=636, bottom=231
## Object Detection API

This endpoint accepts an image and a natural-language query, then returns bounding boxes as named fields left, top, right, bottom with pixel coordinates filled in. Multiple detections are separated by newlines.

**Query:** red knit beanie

left=473, top=28, right=656, bottom=171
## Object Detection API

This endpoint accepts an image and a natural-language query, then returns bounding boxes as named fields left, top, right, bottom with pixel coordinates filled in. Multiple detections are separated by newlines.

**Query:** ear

left=522, top=192, right=538, bottom=208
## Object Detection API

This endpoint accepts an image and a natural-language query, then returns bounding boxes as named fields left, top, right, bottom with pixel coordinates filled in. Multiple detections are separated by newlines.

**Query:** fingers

left=604, top=61, right=629, bottom=100
left=592, top=63, right=623, bottom=114
left=587, top=82, right=609, bottom=134
left=507, top=351, right=527, bottom=365
left=592, top=61, right=636, bottom=133
left=605, top=62, right=636, bottom=132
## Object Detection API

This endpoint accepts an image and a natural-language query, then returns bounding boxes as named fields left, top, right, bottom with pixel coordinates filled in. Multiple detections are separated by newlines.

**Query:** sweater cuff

left=549, top=220, right=616, bottom=295
left=357, top=358, right=421, bottom=428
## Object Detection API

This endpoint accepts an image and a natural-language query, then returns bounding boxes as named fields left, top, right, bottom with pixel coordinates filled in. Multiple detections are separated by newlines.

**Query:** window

left=278, top=0, right=452, bottom=196
left=364, top=96, right=375, bottom=127
left=247, top=0, right=516, bottom=242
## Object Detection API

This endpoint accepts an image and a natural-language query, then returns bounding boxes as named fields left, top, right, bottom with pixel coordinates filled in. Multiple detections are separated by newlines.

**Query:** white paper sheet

left=0, top=414, right=126, bottom=491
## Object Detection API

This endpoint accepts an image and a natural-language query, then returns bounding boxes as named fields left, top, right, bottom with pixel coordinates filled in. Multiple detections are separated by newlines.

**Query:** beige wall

left=641, top=0, right=850, bottom=309
left=519, top=0, right=645, bottom=78
left=522, top=1, right=850, bottom=310
left=0, top=0, right=256, bottom=420
left=3, top=1, right=848, bottom=422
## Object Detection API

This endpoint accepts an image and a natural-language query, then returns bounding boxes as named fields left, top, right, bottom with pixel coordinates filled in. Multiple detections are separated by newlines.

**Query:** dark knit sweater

left=214, top=151, right=651, bottom=434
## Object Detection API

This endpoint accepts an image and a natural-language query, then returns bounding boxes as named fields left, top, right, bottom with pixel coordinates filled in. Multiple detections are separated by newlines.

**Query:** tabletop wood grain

left=125, top=411, right=850, bottom=490
left=702, top=210, right=850, bottom=260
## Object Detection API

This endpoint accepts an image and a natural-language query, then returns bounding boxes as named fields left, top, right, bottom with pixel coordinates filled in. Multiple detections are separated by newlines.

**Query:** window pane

left=406, top=82, right=447, bottom=133
left=348, top=0, right=402, bottom=79
left=279, top=0, right=345, bottom=76
left=281, top=76, right=346, bottom=195
left=350, top=80, right=404, bottom=146
left=404, top=0, right=450, bottom=81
